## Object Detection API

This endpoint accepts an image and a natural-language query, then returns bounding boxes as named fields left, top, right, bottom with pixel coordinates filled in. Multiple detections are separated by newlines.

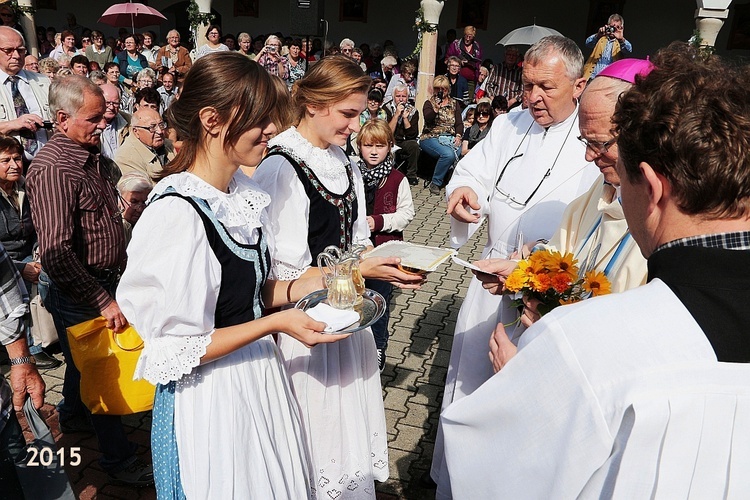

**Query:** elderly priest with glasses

left=429, top=35, right=599, bottom=496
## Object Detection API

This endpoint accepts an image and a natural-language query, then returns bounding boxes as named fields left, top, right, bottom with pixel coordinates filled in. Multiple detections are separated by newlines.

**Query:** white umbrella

left=496, top=24, right=562, bottom=46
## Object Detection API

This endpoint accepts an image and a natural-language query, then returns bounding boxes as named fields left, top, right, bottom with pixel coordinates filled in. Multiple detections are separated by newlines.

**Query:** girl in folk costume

left=118, top=53, right=348, bottom=499
left=355, top=120, right=415, bottom=371
left=253, top=56, right=423, bottom=499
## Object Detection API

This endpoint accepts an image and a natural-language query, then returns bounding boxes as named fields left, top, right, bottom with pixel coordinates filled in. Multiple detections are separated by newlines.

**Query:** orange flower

left=529, top=272, right=553, bottom=293
left=551, top=273, right=572, bottom=293
left=583, top=270, right=612, bottom=296
left=546, top=251, right=579, bottom=280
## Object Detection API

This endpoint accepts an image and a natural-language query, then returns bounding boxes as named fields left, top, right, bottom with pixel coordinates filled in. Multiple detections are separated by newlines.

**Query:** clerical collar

left=653, top=231, right=750, bottom=255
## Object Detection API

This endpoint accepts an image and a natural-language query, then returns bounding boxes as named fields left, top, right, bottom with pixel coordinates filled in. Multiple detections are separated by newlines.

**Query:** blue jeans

left=365, top=278, right=392, bottom=350
left=37, top=271, right=137, bottom=472
left=420, top=136, right=458, bottom=187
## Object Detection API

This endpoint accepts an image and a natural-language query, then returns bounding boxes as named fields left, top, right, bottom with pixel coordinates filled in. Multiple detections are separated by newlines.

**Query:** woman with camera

left=256, top=35, right=289, bottom=80
left=420, top=75, right=463, bottom=195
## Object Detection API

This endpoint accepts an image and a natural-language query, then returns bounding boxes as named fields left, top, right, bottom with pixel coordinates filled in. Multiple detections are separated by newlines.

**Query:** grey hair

left=56, top=54, right=71, bottom=67
left=393, top=84, right=409, bottom=95
left=237, top=32, right=251, bottom=43
left=136, top=67, right=156, bottom=82
left=608, top=14, right=624, bottom=26
left=117, top=171, right=152, bottom=194
left=524, top=36, right=584, bottom=81
left=340, top=38, right=355, bottom=50
left=265, top=35, right=281, bottom=46
left=49, top=75, right=102, bottom=118
left=167, top=29, right=180, bottom=40
left=381, top=55, right=397, bottom=68
left=89, top=70, right=106, bottom=85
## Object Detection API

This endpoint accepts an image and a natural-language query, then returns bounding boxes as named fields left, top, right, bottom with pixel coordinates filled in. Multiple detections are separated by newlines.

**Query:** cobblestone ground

left=2, top=181, right=487, bottom=500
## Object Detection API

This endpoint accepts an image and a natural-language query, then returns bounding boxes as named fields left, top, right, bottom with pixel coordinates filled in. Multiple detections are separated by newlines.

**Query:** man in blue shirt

left=583, top=14, right=632, bottom=80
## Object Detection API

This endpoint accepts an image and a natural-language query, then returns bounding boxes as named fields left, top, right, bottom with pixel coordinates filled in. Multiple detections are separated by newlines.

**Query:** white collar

left=268, top=126, right=348, bottom=181
left=150, top=171, right=270, bottom=231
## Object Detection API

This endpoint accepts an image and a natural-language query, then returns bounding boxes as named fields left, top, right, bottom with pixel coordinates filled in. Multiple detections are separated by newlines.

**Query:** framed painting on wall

left=36, top=0, right=57, bottom=9
left=340, top=0, right=367, bottom=22
left=234, top=0, right=259, bottom=17
left=456, top=0, right=490, bottom=30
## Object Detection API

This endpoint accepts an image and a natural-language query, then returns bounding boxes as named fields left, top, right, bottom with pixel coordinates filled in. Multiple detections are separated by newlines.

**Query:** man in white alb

left=429, top=36, right=599, bottom=497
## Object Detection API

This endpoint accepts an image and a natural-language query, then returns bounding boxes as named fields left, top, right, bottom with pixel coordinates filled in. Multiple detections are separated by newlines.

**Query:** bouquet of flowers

left=504, top=249, right=612, bottom=316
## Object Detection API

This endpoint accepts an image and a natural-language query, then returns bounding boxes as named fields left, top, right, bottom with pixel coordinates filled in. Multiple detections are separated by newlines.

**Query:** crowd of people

left=1, top=6, right=749, bottom=500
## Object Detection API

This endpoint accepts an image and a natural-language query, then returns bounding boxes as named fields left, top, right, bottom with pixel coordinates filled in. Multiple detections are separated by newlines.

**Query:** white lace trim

left=268, top=127, right=348, bottom=183
left=149, top=171, right=270, bottom=231
left=134, top=333, right=212, bottom=385
left=271, top=260, right=309, bottom=281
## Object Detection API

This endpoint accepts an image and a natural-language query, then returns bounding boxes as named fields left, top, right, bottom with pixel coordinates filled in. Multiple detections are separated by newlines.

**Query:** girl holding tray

left=253, top=56, right=423, bottom=500
left=117, top=53, right=348, bottom=499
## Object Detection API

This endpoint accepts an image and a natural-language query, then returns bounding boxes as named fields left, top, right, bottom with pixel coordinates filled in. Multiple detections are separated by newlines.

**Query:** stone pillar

left=695, top=0, right=732, bottom=48
left=416, top=0, right=444, bottom=132
left=7, top=0, right=38, bottom=56
left=194, top=0, right=211, bottom=49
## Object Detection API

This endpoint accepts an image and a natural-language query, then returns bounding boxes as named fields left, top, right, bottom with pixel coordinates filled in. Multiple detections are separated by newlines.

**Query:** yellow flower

left=546, top=251, right=579, bottom=280
left=504, top=268, right=528, bottom=292
left=583, top=270, right=612, bottom=297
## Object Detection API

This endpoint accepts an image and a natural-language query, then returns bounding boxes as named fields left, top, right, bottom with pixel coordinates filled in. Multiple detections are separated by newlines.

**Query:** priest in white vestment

left=441, top=44, right=750, bottom=499
left=475, top=59, right=655, bottom=331
left=429, top=36, right=599, bottom=495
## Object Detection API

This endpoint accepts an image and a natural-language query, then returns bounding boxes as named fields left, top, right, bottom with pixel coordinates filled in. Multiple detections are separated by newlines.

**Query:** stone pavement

left=3, top=181, right=487, bottom=499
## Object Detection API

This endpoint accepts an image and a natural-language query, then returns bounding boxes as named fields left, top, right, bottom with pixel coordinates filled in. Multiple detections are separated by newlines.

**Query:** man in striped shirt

left=26, top=75, right=152, bottom=486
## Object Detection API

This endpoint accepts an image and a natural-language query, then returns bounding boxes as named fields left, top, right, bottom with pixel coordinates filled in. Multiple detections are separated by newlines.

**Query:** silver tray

left=295, top=289, right=386, bottom=334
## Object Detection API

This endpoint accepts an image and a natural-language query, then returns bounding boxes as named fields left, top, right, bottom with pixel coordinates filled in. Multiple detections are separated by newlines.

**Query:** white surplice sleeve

left=251, top=154, right=314, bottom=280
left=446, top=112, right=523, bottom=248
left=118, top=196, right=220, bottom=385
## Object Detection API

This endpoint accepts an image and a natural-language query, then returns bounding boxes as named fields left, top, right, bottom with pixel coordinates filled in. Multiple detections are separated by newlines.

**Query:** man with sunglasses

left=427, top=36, right=599, bottom=495
left=0, top=27, right=52, bottom=162
left=26, top=75, right=153, bottom=487
left=115, top=107, right=174, bottom=184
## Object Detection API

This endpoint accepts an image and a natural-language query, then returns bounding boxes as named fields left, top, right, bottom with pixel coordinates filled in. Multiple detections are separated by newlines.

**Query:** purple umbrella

left=99, top=2, right=167, bottom=32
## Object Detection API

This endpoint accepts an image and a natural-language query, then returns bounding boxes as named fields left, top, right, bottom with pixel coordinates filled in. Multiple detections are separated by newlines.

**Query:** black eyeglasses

left=577, top=135, right=616, bottom=155
left=494, top=153, right=556, bottom=207
left=0, top=46, right=26, bottom=56
left=134, top=122, right=167, bottom=133
left=477, top=112, right=491, bottom=117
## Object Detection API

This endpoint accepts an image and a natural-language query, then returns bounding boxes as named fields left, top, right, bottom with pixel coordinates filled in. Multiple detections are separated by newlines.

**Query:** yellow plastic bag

left=66, top=316, right=155, bottom=415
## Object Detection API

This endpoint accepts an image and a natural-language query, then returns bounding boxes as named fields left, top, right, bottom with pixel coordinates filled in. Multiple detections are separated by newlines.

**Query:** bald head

left=132, top=107, right=165, bottom=149
left=0, top=26, right=25, bottom=75
left=578, top=76, right=633, bottom=185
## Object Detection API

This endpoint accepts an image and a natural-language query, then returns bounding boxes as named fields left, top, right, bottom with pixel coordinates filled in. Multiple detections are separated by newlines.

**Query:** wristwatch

left=9, top=356, right=35, bottom=366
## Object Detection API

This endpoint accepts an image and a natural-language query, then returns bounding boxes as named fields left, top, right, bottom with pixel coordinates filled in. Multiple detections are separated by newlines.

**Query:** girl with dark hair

left=118, top=52, right=344, bottom=499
